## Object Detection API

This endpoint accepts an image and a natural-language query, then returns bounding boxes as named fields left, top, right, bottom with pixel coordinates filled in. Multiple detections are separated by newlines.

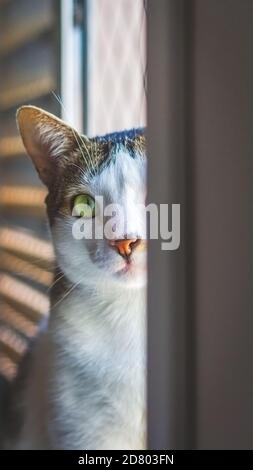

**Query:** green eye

left=72, top=194, right=96, bottom=218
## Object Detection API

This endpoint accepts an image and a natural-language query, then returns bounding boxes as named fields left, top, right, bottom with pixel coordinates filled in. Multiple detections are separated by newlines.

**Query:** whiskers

left=47, top=271, right=65, bottom=293
left=64, top=161, right=92, bottom=185
left=51, top=92, right=97, bottom=176
left=51, top=279, right=82, bottom=310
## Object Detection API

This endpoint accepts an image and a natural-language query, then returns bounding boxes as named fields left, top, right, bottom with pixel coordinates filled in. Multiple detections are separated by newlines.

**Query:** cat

left=1, top=106, right=147, bottom=450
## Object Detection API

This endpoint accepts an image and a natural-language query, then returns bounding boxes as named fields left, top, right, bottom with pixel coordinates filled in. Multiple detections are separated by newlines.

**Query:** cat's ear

left=16, top=105, right=83, bottom=187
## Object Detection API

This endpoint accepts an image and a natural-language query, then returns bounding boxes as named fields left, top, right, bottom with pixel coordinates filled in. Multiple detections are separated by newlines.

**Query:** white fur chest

left=48, top=286, right=146, bottom=449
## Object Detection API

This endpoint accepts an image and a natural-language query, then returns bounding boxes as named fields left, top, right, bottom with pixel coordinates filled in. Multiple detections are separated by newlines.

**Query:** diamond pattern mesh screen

left=86, top=0, right=147, bottom=136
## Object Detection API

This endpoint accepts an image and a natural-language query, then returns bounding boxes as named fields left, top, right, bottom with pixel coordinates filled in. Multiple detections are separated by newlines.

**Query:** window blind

left=0, top=0, right=60, bottom=381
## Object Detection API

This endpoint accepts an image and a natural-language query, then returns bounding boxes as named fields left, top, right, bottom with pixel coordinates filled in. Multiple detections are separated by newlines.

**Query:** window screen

left=86, top=0, right=147, bottom=136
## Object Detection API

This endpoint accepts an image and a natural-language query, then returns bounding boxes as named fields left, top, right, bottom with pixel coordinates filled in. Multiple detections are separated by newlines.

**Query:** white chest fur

left=46, top=285, right=147, bottom=450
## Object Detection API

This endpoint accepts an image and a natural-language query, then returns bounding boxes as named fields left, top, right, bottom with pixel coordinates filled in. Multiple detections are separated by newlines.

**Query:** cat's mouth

left=115, top=259, right=146, bottom=277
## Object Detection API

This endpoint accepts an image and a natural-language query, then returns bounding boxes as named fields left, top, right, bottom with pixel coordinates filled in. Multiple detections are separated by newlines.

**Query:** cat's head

left=17, top=106, right=147, bottom=289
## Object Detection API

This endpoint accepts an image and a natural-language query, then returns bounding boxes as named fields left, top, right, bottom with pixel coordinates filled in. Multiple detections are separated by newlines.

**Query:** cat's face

left=17, top=106, right=147, bottom=289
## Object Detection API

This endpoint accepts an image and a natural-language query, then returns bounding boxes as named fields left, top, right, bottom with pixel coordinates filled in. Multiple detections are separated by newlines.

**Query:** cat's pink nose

left=109, top=238, right=140, bottom=258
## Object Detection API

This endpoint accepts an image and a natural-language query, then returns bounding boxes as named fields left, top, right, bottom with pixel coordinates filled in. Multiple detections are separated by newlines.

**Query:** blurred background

left=0, top=0, right=146, bottom=381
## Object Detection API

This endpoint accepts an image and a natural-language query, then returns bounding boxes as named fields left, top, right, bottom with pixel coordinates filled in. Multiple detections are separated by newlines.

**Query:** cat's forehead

left=60, top=128, right=146, bottom=196
left=91, top=128, right=145, bottom=146
left=90, top=144, right=146, bottom=196
left=87, top=127, right=146, bottom=169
